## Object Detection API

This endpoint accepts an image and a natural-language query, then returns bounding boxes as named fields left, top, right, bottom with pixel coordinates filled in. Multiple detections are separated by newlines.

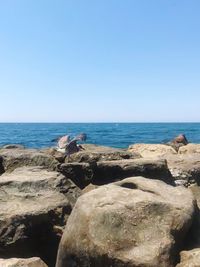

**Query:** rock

left=94, top=158, right=174, bottom=185
left=0, top=257, right=47, bottom=267
left=185, top=185, right=200, bottom=248
left=56, top=177, right=195, bottom=267
left=65, top=144, right=141, bottom=163
left=60, top=158, right=174, bottom=188
left=59, top=162, right=95, bottom=189
left=174, top=179, right=188, bottom=187
left=179, top=144, right=200, bottom=154
left=0, top=148, right=59, bottom=173
left=0, top=166, right=81, bottom=267
left=128, top=144, right=177, bottom=158
left=81, top=183, right=99, bottom=194
left=176, top=248, right=200, bottom=267
left=42, top=148, right=66, bottom=163
left=166, top=154, right=200, bottom=184
left=2, top=144, right=25, bottom=149
left=0, top=155, right=4, bottom=174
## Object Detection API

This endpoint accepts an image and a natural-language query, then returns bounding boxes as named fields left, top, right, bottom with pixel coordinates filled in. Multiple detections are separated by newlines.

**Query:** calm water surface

left=0, top=123, right=199, bottom=149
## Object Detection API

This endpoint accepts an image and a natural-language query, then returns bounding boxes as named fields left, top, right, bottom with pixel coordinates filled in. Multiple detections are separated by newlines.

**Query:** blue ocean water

left=0, top=123, right=199, bottom=149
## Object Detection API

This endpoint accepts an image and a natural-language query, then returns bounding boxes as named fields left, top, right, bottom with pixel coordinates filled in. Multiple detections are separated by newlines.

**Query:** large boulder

left=60, top=158, right=174, bottom=188
left=128, top=144, right=177, bottom=158
left=0, top=257, right=47, bottom=267
left=0, top=148, right=59, bottom=173
left=176, top=248, right=200, bottom=267
left=56, top=177, right=195, bottom=267
left=0, top=166, right=81, bottom=267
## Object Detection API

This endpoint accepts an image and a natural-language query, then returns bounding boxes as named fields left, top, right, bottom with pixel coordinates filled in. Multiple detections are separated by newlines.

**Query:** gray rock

left=166, top=154, right=200, bottom=184
left=179, top=144, right=200, bottom=154
left=60, top=158, right=174, bottom=188
left=0, top=166, right=81, bottom=266
left=176, top=248, right=200, bottom=267
left=0, top=257, right=47, bottom=267
left=95, top=158, right=174, bottom=185
left=2, top=144, right=25, bottom=149
left=65, top=144, right=141, bottom=163
left=56, top=177, right=195, bottom=267
left=0, top=148, right=59, bottom=173
left=128, top=144, right=177, bottom=158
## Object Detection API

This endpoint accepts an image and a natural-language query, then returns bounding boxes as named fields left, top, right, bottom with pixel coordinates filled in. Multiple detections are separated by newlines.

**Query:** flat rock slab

left=0, top=148, right=59, bottom=173
left=0, top=257, right=47, bottom=267
left=56, top=177, right=195, bottom=267
left=128, top=144, right=177, bottom=158
left=179, top=144, right=200, bottom=154
left=60, top=158, right=174, bottom=188
left=0, top=166, right=81, bottom=266
left=95, top=158, right=174, bottom=185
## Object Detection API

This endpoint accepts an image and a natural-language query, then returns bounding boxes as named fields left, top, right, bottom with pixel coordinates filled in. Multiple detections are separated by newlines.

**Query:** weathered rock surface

left=176, top=248, right=200, bottom=267
left=0, top=166, right=81, bottom=266
left=56, top=177, right=195, bottom=267
left=128, top=144, right=177, bottom=158
left=66, top=144, right=141, bottom=163
left=60, top=158, right=174, bottom=188
left=179, top=144, right=200, bottom=154
left=0, top=257, right=47, bottom=267
left=0, top=148, right=59, bottom=173
left=2, top=144, right=25, bottom=149
left=59, top=162, right=95, bottom=189
left=127, top=144, right=200, bottom=184
left=166, top=154, right=200, bottom=184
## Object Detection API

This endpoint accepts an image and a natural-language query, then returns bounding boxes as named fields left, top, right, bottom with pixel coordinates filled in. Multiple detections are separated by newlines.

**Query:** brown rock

left=0, top=166, right=81, bottom=266
left=128, top=144, right=177, bottom=158
left=0, top=148, right=59, bottom=173
left=0, top=257, right=47, bottom=267
left=179, top=144, right=200, bottom=154
left=56, top=177, right=195, bottom=267
left=166, top=154, right=200, bottom=184
left=176, top=248, right=200, bottom=267
left=65, top=143, right=141, bottom=163
left=60, top=158, right=174, bottom=188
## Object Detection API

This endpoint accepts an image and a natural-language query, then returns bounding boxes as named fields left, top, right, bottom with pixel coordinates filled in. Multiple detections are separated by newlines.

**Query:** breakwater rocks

left=0, top=142, right=200, bottom=266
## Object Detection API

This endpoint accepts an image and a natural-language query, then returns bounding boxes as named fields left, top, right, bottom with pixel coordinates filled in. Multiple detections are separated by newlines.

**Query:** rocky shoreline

left=1, top=139, right=200, bottom=266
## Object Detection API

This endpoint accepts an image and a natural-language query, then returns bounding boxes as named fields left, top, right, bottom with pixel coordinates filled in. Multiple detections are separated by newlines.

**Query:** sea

left=0, top=123, right=199, bottom=149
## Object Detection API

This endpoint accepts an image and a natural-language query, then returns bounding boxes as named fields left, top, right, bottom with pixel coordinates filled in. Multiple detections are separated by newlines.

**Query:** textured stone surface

left=94, top=158, right=174, bottom=185
left=60, top=158, right=174, bottom=188
left=65, top=144, right=141, bottom=163
left=179, top=144, right=200, bottom=154
left=128, top=144, right=177, bottom=158
left=166, top=154, right=200, bottom=184
left=56, top=177, right=195, bottom=267
left=0, top=257, right=47, bottom=267
left=0, top=166, right=81, bottom=266
left=0, top=148, right=59, bottom=173
left=176, top=248, right=200, bottom=267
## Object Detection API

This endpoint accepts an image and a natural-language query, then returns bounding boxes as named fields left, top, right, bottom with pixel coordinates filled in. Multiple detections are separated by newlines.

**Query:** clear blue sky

left=0, top=0, right=199, bottom=122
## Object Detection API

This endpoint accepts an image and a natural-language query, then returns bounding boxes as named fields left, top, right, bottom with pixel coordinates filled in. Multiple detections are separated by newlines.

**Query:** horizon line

left=0, top=121, right=200, bottom=124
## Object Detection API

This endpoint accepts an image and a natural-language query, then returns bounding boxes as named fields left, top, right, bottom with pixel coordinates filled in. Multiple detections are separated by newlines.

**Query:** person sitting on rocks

left=167, top=134, right=188, bottom=152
